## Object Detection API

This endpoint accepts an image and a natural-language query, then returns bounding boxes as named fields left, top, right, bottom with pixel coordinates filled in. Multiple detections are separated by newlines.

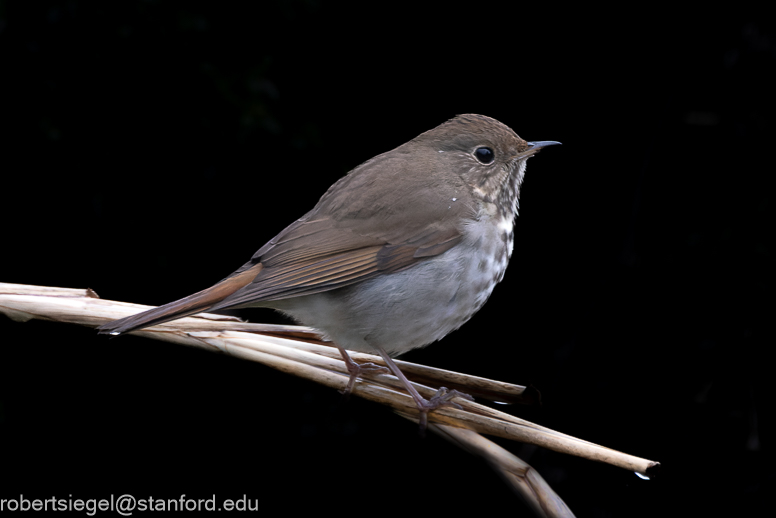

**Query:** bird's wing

left=212, top=151, right=473, bottom=308
left=97, top=148, right=474, bottom=335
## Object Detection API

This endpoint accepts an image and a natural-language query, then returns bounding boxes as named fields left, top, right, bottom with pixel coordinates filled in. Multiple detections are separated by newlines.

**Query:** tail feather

left=97, top=263, right=264, bottom=335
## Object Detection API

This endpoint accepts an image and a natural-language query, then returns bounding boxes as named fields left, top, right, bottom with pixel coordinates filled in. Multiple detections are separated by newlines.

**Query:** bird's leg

left=337, top=347, right=388, bottom=397
left=375, top=346, right=473, bottom=432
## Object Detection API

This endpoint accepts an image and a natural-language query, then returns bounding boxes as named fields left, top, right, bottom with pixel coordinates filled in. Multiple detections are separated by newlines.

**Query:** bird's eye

left=474, top=147, right=494, bottom=164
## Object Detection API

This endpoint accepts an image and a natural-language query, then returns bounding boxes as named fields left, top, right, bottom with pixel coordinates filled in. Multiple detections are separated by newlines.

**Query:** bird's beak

left=527, top=140, right=562, bottom=151
left=513, top=140, right=561, bottom=160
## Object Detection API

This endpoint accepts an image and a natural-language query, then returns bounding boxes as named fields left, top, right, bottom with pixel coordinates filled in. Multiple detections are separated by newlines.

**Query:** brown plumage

left=97, top=114, right=559, bottom=428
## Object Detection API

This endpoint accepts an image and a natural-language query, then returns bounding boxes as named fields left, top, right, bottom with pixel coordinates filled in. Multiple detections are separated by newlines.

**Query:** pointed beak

left=512, top=140, right=561, bottom=161
left=527, top=140, right=562, bottom=151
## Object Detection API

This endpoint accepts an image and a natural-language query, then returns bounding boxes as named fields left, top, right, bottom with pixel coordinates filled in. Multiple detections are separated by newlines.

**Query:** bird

left=97, top=114, right=560, bottom=429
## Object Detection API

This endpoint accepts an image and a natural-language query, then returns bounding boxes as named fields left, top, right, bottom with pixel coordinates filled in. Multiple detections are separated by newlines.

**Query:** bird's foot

left=338, top=348, right=389, bottom=397
left=415, top=387, right=474, bottom=433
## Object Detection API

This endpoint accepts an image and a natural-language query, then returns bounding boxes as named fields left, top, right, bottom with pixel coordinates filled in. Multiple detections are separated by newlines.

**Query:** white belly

left=267, top=215, right=512, bottom=357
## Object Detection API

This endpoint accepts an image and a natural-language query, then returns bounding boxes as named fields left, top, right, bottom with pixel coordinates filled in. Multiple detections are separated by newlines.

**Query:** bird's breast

left=266, top=210, right=515, bottom=357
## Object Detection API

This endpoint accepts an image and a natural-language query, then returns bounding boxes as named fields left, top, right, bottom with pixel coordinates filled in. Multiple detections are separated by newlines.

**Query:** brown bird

left=98, top=114, right=559, bottom=428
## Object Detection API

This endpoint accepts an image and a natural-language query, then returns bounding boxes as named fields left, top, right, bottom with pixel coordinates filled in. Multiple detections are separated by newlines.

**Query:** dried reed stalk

left=1, top=282, right=660, bottom=517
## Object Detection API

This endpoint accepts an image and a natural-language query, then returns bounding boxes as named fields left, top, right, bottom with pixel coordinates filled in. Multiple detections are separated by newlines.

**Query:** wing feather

left=212, top=146, right=474, bottom=308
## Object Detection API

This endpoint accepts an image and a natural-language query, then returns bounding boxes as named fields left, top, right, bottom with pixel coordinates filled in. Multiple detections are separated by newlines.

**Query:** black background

left=1, top=2, right=772, bottom=516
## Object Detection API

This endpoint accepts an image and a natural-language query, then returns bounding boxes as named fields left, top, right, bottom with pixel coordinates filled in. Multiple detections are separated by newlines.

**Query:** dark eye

left=474, top=147, right=494, bottom=164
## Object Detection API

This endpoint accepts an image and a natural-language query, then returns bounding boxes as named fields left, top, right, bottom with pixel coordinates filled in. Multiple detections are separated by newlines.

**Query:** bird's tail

left=96, top=262, right=264, bottom=335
